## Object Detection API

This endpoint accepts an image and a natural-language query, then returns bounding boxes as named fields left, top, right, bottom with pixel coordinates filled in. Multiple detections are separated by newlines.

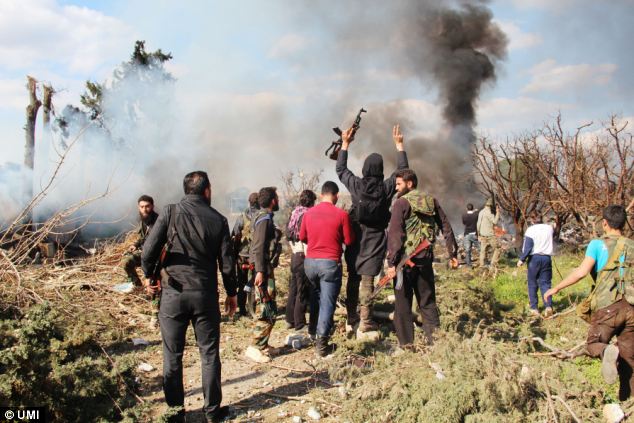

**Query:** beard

left=139, top=211, right=151, bottom=222
left=272, top=203, right=280, bottom=212
left=396, top=187, right=411, bottom=198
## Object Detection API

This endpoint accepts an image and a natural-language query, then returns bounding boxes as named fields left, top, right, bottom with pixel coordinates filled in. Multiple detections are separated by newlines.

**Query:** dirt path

left=133, top=315, right=342, bottom=422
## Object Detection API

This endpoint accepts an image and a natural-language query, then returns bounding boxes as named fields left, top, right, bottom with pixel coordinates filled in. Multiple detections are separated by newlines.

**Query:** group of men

left=116, top=125, right=634, bottom=421
left=460, top=197, right=502, bottom=269
left=119, top=124, right=462, bottom=421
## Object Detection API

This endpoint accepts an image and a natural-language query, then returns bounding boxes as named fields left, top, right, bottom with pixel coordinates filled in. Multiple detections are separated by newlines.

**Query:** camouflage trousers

left=345, top=273, right=375, bottom=326
left=120, top=250, right=143, bottom=285
left=252, top=276, right=277, bottom=349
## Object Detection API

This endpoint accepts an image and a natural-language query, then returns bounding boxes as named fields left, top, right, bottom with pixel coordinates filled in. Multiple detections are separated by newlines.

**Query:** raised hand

left=393, top=124, right=404, bottom=151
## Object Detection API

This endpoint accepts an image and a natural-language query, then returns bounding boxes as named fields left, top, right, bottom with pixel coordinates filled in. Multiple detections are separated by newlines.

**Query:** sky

left=0, top=0, right=633, bottom=216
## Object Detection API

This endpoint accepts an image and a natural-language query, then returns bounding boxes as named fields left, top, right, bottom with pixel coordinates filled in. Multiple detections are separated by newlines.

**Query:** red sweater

left=299, top=201, right=354, bottom=261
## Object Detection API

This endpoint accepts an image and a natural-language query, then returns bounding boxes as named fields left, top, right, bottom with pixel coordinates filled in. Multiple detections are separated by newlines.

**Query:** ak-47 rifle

left=325, top=108, right=367, bottom=160
left=369, top=238, right=431, bottom=301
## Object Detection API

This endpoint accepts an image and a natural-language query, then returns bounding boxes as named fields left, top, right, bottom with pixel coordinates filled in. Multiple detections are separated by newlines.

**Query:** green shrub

left=0, top=302, right=139, bottom=422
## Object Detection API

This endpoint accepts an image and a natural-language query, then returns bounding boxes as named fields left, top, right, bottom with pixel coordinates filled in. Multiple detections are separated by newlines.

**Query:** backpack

left=402, top=190, right=437, bottom=256
left=238, top=210, right=255, bottom=253
left=592, top=236, right=634, bottom=310
left=356, top=188, right=390, bottom=227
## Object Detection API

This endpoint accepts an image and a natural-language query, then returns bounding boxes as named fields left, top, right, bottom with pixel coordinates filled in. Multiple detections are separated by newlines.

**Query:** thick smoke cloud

left=302, top=0, right=507, bottom=217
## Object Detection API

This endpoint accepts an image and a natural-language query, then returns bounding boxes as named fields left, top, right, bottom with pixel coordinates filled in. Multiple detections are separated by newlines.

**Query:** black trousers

left=159, top=284, right=222, bottom=418
left=286, top=252, right=310, bottom=329
left=393, top=259, right=440, bottom=346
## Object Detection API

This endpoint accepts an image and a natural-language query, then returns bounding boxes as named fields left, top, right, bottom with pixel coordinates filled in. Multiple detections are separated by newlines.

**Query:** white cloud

left=0, top=0, right=135, bottom=74
left=0, top=78, right=26, bottom=110
left=478, top=96, right=573, bottom=134
left=510, top=0, right=576, bottom=12
left=495, top=20, right=542, bottom=50
left=522, top=59, right=617, bottom=94
left=268, top=33, right=309, bottom=59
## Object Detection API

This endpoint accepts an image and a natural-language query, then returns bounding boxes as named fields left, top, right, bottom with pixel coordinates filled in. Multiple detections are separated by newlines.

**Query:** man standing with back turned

left=386, top=169, right=458, bottom=347
left=142, top=171, right=237, bottom=423
left=336, top=124, right=409, bottom=335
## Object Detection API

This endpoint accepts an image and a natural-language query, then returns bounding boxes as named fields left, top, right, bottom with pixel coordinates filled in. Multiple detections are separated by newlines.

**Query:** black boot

left=207, top=406, right=230, bottom=423
left=315, top=336, right=336, bottom=358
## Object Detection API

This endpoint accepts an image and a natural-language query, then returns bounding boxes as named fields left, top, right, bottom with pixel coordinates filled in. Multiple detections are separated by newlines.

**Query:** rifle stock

left=370, top=238, right=431, bottom=301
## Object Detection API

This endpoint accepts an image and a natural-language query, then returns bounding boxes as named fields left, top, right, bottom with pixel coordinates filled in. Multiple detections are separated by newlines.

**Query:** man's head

left=466, top=203, right=474, bottom=211
left=602, top=205, right=627, bottom=232
left=258, top=187, right=279, bottom=212
left=137, top=195, right=154, bottom=219
left=395, top=169, right=418, bottom=197
left=528, top=211, right=543, bottom=225
left=320, top=181, right=339, bottom=205
left=183, top=171, right=211, bottom=204
left=299, top=189, right=317, bottom=208
left=248, top=192, right=260, bottom=209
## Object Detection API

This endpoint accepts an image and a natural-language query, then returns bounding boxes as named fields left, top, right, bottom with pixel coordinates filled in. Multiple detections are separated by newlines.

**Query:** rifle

left=325, top=107, right=367, bottom=160
left=369, top=238, right=431, bottom=301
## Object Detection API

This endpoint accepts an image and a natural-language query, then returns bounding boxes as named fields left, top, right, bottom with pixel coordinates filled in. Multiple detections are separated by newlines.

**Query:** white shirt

left=524, top=223, right=554, bottom=256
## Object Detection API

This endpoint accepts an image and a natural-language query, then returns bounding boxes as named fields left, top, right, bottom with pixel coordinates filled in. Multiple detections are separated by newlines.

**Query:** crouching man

left=545, top=205, right=634, bottom=400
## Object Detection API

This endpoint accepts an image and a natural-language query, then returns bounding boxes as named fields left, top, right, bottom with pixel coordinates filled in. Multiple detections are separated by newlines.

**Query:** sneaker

left=245, top=346, right=271, bottom=363
left=602, top=344, right=619, bottom=385
left=528, top=308, right=540, bottom=318
left=358, top=319, right=379, bottom=332
left=206, top=405, right=230, bottom=423
left=543, top=307, right=554, bottom=318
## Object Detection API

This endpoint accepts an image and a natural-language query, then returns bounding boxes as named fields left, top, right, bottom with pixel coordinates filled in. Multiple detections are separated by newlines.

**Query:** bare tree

left=24, top=76, right=41, bottom=170
left=473, top=114, right=634, bottom=239
left=280, top=169, right=322, bottom=210
left=42, top=84, right=55, bottom=128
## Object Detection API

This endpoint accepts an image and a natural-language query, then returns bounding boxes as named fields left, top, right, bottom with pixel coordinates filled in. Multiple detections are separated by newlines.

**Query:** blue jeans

left=304, top=258, right=343, bottom=338
left=527, top=255, right=553, bottom=309
left=463, top=232, right=478, bottom=266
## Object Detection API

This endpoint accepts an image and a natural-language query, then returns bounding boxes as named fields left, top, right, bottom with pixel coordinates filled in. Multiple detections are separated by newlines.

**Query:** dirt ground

left=134, top=313, right=343, bottom=422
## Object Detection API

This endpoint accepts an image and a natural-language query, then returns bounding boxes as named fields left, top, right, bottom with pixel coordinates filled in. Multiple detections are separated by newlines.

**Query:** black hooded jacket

left=336, top=149, right=409, bottom=276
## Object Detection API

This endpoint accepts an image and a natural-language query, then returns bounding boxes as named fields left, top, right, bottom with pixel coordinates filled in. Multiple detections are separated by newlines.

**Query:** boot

left=358, top=305, right=379, bottom=332
left=315, top=336, right=336, bottom=358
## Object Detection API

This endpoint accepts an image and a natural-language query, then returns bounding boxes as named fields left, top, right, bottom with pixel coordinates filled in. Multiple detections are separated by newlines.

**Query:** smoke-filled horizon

left=1, top=0, right=508, bottom=236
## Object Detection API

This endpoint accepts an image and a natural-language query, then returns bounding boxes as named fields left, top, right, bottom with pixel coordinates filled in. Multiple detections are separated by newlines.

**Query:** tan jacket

left=477, top=207, right=499, bottom=237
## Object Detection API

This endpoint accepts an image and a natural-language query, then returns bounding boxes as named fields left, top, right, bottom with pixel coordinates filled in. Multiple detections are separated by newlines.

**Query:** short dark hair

left=138, top=195, right=154, bottom=205
left=299, top=190, right=317, bottom=208
left=258, top=187, right=278, bottom=208
left=248, top=192, right=259, bottom=208
left=321, top=181, right=339, bottom=195
left=183, top=171, right=211, bottom=195
left=528, top=211, right=542, bottom=224
left=603, top=205, right=627, bottom=230
left=395, top=169, right=418, bottom=188
left=466, top=203, right=473, bottom=211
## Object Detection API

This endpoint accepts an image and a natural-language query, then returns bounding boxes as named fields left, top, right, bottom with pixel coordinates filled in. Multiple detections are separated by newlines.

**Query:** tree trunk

left=42, top=84, right=54, bottom=128
left=24, top=76, right=41, bottom=170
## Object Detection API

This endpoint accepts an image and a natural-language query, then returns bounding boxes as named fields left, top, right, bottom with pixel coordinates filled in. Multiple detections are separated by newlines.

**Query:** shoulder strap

left=165, top=204, right=179, bottom=248
left=254, top=213, right=272, bottom=227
